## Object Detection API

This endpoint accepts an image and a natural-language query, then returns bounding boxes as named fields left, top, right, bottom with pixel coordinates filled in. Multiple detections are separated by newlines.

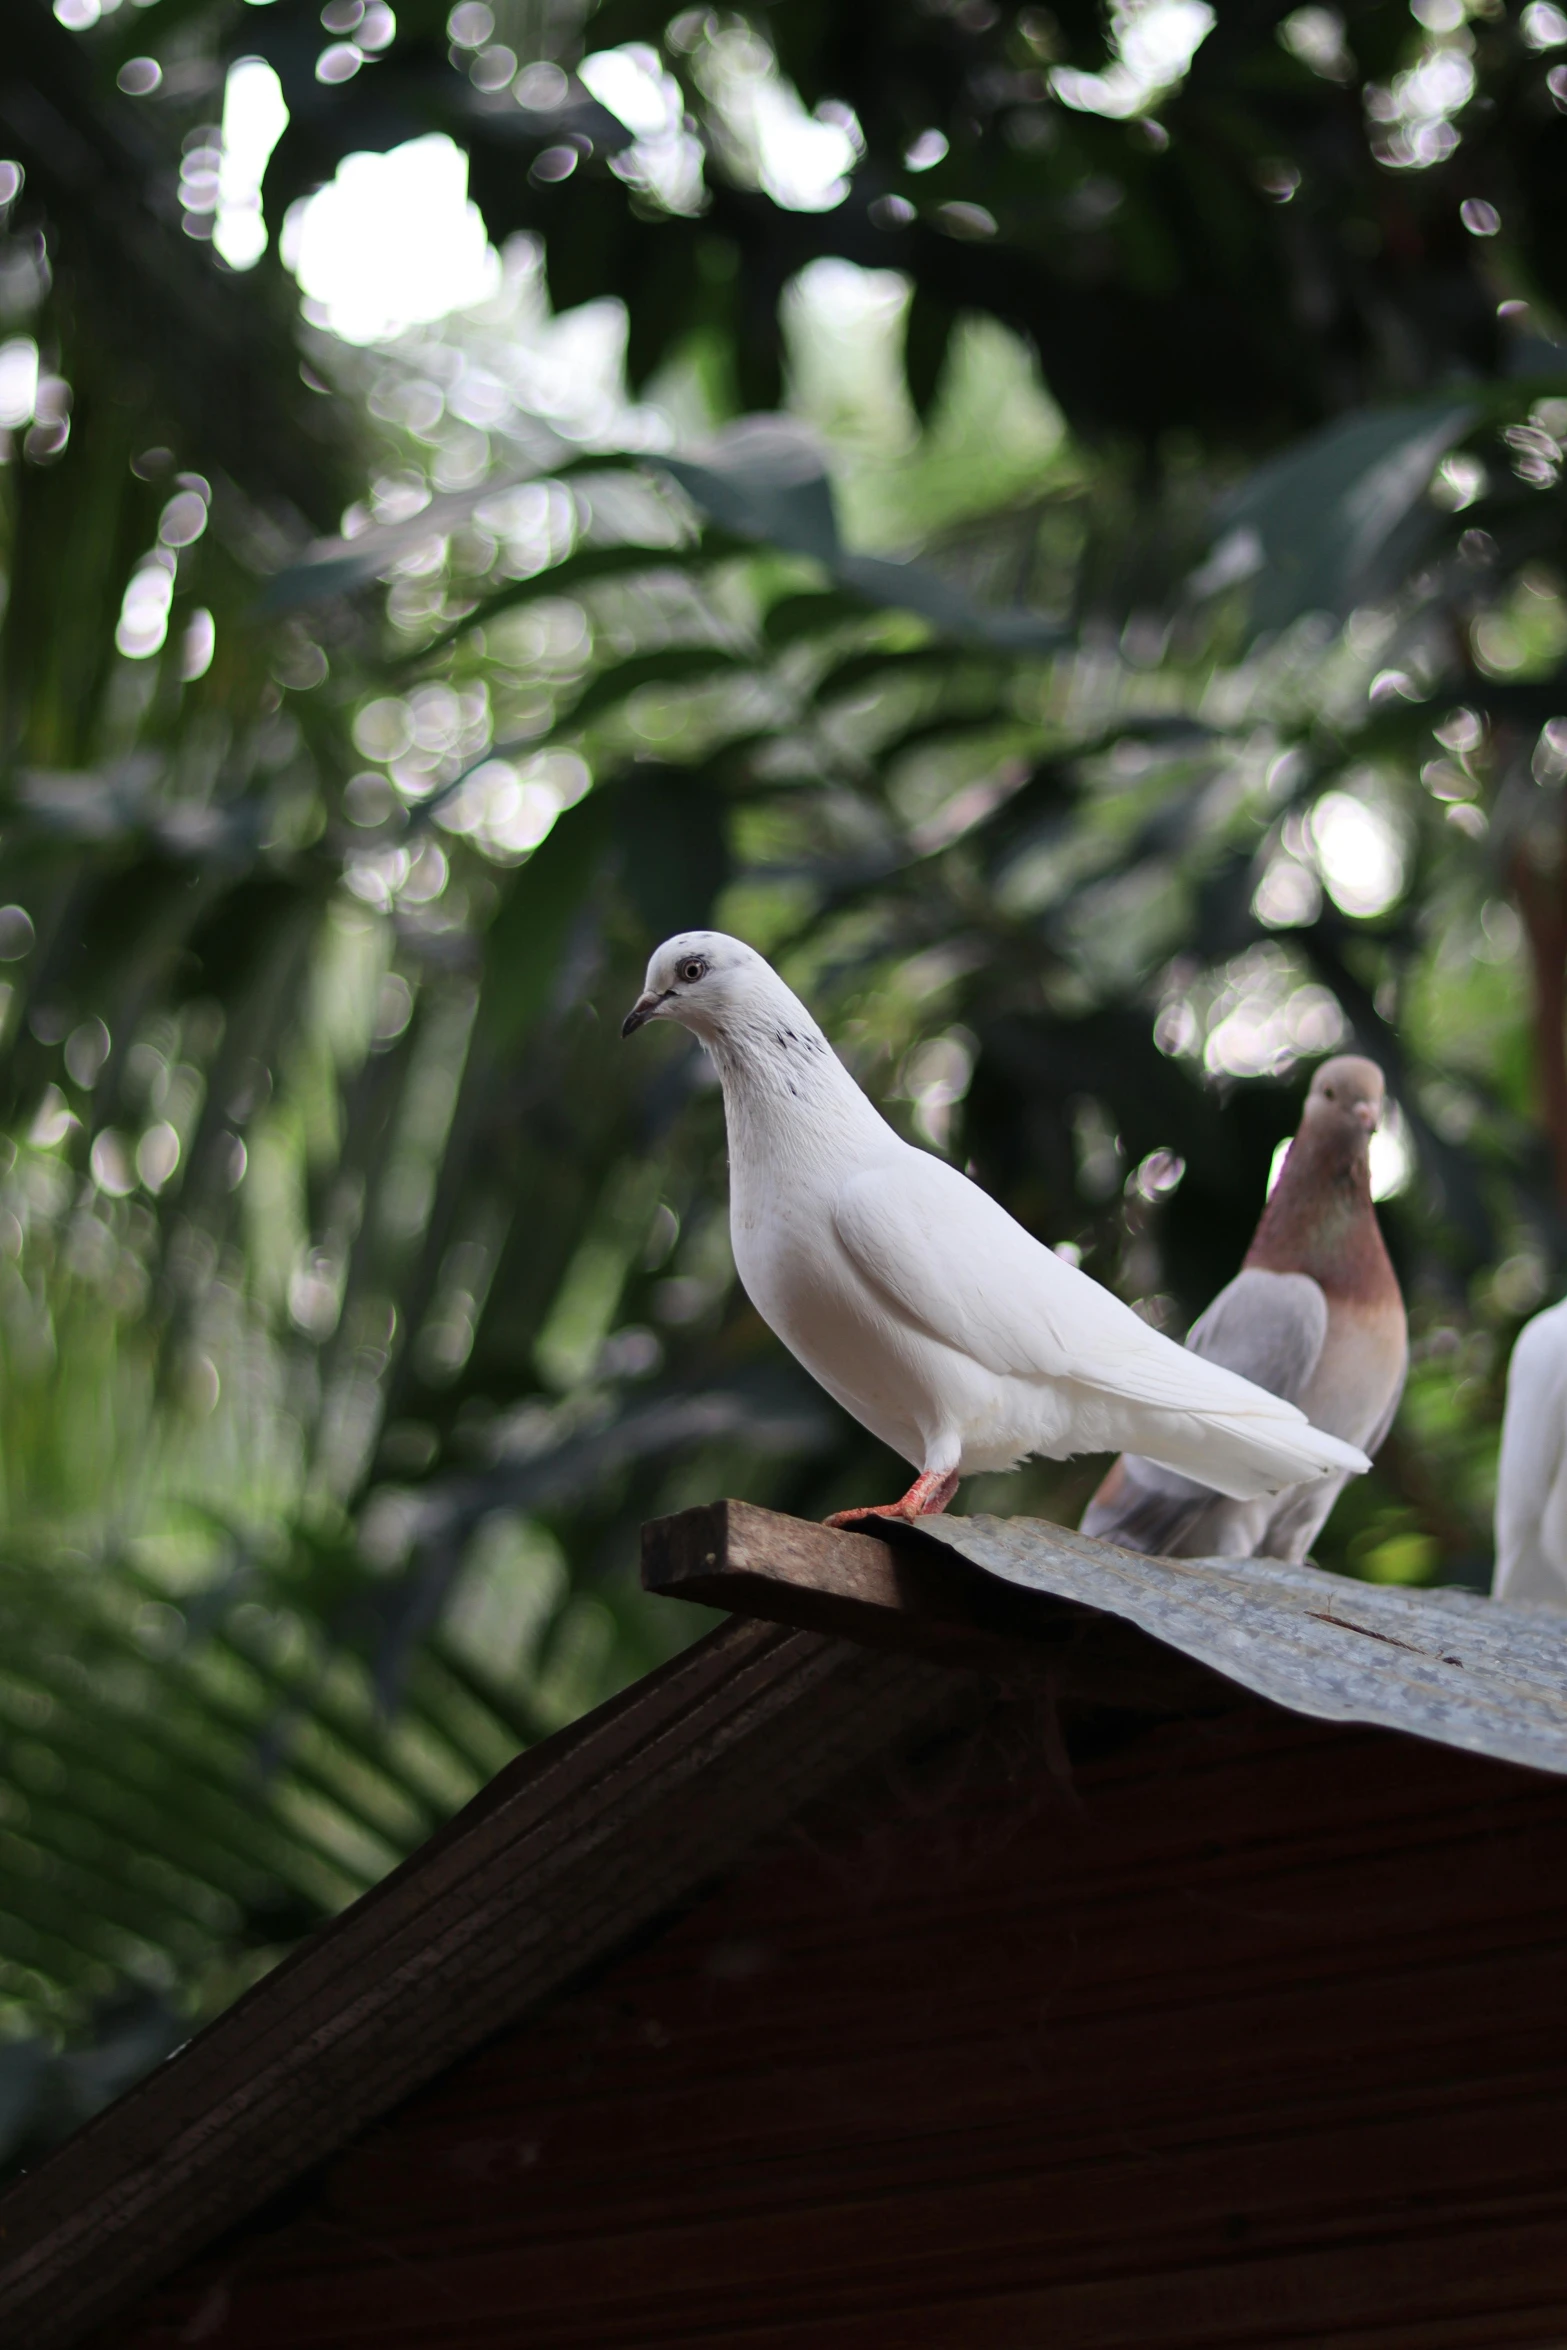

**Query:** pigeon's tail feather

left=1135, top=1410, right=1368, bottom=1504
left=1095, top=1490, right=1247, bottom=1559
left=1081, top=1457, right=1232, bottom=1556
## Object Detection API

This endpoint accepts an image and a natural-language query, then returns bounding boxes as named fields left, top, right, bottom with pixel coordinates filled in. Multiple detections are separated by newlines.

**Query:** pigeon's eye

left=678, top=957, right=707, bottom=984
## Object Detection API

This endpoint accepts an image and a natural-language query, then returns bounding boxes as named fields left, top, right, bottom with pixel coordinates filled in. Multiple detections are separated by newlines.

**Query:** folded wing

left=832, top=1154, right=1363, bottom=1463
left=1186, top=1268, right=1328, bottom=1397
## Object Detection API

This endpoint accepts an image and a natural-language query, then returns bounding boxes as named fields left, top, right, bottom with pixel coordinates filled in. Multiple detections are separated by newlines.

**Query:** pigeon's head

left=621, top=931, right=776, bottom=1042
left=1303, top=1054, right=1385, bottom=1140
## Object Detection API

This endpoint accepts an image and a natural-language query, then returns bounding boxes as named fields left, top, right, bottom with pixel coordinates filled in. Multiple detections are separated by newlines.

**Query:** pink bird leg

left=824, top=1468, right=960, bottom=1530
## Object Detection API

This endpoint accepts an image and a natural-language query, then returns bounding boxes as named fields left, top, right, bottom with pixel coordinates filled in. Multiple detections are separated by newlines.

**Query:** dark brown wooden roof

left=100, top=1643, right=1567, bottom=2348
left=2, top=1500, right=1562, bottom=2348
left=0, top=1580, right=959, bottom=2350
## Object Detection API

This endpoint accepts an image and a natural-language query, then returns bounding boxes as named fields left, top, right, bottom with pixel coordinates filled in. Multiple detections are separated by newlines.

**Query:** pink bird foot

left=824, top=1468, right=960, bottom=1530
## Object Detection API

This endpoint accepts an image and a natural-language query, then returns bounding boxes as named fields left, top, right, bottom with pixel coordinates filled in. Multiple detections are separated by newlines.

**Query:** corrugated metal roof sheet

left=917, top=1514, right=1567, bottom=1779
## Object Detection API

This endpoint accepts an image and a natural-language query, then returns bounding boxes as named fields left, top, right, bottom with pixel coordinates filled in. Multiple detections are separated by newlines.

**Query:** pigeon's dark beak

left=621, top=990, right=666, bottom=1039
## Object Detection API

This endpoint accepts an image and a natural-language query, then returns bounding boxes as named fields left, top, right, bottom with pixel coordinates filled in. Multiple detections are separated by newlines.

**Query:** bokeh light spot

left=282, top=135, right=500, bottom=344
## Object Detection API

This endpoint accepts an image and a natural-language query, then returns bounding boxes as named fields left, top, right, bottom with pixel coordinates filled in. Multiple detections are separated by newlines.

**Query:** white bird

left=1494, top=1296, right=1567, bottom=1607
left=622, top=932, right=1370, bottom=1527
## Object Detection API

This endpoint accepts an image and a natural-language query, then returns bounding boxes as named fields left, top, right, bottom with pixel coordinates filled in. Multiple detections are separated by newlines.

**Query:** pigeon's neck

left=1244, top=1122, right=1398, bottom=1306
left=706, top=995, right=885, bottom=1170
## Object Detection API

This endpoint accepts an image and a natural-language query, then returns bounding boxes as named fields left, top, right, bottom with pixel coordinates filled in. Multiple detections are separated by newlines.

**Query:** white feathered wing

left=832, top=1154, right=1369, bottom=1500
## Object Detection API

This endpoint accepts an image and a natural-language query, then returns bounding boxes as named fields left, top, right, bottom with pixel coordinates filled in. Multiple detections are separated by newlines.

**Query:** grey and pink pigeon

left=1082, top=1055, right=1408, bottom=1560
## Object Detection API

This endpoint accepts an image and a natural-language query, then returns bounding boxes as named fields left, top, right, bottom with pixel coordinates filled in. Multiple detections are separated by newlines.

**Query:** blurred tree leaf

left=1208, top=402, right=1478, bottom=636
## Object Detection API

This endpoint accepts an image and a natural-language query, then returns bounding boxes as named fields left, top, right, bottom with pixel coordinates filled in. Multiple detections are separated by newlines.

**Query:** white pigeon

left=1494, top=1296, right=1567, bottom=1607
left=622, top=932, right=1370, bottom=1527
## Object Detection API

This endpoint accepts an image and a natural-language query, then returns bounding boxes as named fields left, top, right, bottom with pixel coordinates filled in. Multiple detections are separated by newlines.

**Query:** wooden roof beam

left=641, top=1499, right=1228, bottom=1714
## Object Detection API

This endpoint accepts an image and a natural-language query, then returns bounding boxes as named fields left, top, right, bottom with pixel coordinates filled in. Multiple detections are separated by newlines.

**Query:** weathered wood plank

left=641, top=1500, right=1228, bottom=1713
